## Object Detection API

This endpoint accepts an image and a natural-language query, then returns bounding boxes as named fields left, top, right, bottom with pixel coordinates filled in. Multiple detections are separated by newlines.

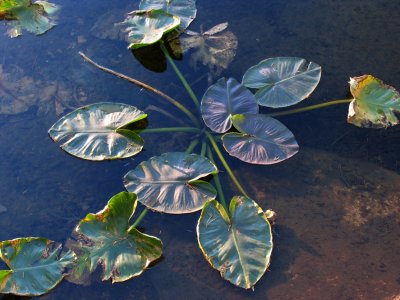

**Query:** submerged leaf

left=0, top=238, right=75, bottom=296
left=124, top=152, right=218, bottom=214
left=48, top=102, right=147, bottom=161
left=222, top=114, right=299, bottom=165
left=139, top=0, right=196, bottom=31
left=201, top=77, right=258, bottom=133
left=197, top=197, right=273, bottom=289
left=242, top=57, right=321, bottom=108
left=347, top=75, right=400, bottom=128
left=68, top=192, right=162, bottom=283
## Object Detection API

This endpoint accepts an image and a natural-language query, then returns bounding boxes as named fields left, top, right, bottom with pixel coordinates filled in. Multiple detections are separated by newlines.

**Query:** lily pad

left=124, top=152, right=218, bottom=214
left=197, top=197, right=273, bottom=289
left=0, top=237, right=75, bottom=296
left=119, top=9, right=180, bottom=49
left=67, top=192, right=162, bottom=283
left=347, top=75, right=400, bottom=128
left=222, top=114, right=299, bottom=165
left=48, top=102, right=147, bottom=161
left=139, top=0, right=196, bottom=31
left=242, top=57, right=321, bottom=108
left=201, top=77, right=258, bottom=133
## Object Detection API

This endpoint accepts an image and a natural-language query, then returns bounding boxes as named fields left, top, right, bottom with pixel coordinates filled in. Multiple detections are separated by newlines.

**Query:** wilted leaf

left=347, top=75, right=400, bottom=128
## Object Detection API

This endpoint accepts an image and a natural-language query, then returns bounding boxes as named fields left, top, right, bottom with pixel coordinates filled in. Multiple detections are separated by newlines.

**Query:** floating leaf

left=0, top=238, right=75, bottom=296
left=48, top=102, right=147, bottom=161
left=201, top=77, right=258, bottom=133
left=197, top=197, right=273, bottom=289
left=68, top=192, right=162, bottom=283
left=119, top=9, right=180, bottom=49
left=139, top=0, right=196, bottom=31
left=347, top=75, right=400, bottom=128
left=242, top=57, right=321, bottom=108
left=222, top=114, right=299, bottom=165
left=124, top=152, right=218, bottom=214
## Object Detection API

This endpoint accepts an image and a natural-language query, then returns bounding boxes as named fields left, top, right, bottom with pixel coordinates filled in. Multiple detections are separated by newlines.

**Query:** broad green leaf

left=197, top=197, right=273, bottom=289
left=0, top=0, right=30, bottom=12
left=120, top=9, right=180, bottom=49
left=0, top=238, right=75, bottom=296
left=222, top=114, right=299, bottom=165
left=242, top=57, right=321, bottom=108
left=201, top=77, right=258, bottom=133
left=48, top=102, right=147, bottom=161
left=139, top=0, right=196, bottom=31
left=124, top=152, right=218, bottom=214
left=347, top=75, right=400, bottom=128
left=68, top=192, right=162, bottom=283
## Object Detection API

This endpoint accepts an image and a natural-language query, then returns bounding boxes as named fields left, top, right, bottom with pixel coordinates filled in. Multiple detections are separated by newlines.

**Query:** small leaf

left=0, top=238, right=75, bottom=296
left=201, top=77, right=258, bottom=133
left=242, top=57, right=321, bottom=108
left=197, top=197, right=273, bottom=289
left=68, top=192, right=162, bottom=283
left=119, top=9, right=180, bottom=49
left=347, top=75, right=400, bottom=128
left=139, top=0, right=196, bottom=31
left=48, top=102, right=147, bottom=161
left=124, top=152, right=218, bottom=214
left=222, top=114, right=299, bottom=165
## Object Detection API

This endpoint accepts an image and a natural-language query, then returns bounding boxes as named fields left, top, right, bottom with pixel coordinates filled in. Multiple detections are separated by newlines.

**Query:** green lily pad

left=222, top=114, right=299, bottom=165
left=48, top=102, right=147, bottom=161
left=67, top=192, right=162, bottom=283
left=242, top=57, right=321, bottom=108
left=197, top=197, right=273, bottom=289
left=139, top=0, right=196, bottom=31
left=0, top=237, right=75, bottom=296
left=201, top=77, right=258, bottom=133
left=120, top=9, right=180, bottom=49
left=347, top=75, right=400, bottom=128
left=124, top=152, right=218, bottom=214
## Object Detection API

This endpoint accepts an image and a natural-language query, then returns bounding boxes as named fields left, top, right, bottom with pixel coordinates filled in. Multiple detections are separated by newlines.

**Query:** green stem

left=267, top=99, right=352, bottom=117
left=79, top=51, right=200, bottom=128
left=205, top=132, right=249, bottom=198
left=200, top=140, right=207, bottom=156
left=134, top=127, right=201, bottom=134
left=186, top=139, right=200, bottom=153
left=207, top=147, right=228, bottom=212
left=160, top=43, right=200, bottom=108
left=130, top=208, right=148, bottom=229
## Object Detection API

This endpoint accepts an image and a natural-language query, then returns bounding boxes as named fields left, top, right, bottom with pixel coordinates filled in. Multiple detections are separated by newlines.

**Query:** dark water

left=1, top=0, right=400, bottom=299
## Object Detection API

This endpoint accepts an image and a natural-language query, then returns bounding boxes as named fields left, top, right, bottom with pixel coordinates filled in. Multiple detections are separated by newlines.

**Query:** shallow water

left=0, top=0, right=400, bottom=299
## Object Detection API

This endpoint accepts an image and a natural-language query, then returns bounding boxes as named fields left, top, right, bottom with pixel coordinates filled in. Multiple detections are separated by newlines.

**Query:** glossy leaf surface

left=197, top=197, right=273, bottom=289
left=124, top=152, right=218, bottom=214
left=347, top=75, right=400, bottom=128
left=48, top=102, right=147, bottom=161
left=242, top=57, right=321, bottom=108
left=0, top=238, right=75, bottom=296
left=139, top=0, right=196, bottom=31
left=201, top=77, right=258, bottom=133
left=120, top=9, right=180, bottom=49
left=222, top=114, right=299, bottom=165
left=68, top=192, right=162, bottom=283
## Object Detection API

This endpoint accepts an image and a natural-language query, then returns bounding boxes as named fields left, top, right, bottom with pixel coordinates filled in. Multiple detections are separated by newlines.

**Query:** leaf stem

left=200, top=140, right=207, bottom=156
left=267, top=99, right=352, bottom=117
left=134, top=127, right=201, bottom=134
left=207, top=146, right=228, bottom=212
left=130, top=208, right=148, bottom=229
left=160, top=43, right=200, bottom=108
left=79, top=51, right=200, bottom=127
left=186, top=139, right=200, bottom=153
left=205, top=132, right=249, bottom=198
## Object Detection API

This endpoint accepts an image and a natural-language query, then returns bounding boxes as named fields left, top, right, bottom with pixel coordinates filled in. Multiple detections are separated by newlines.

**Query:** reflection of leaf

left=90, top=8, right=127, bottom=41
left=347, top=75, right=400, bottom=128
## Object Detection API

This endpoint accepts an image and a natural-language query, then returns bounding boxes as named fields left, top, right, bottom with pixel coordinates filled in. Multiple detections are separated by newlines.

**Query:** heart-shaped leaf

left=48, top=102, right=147, bottom=161
left=124, top=152, right=218, bottom=214
left=222, top=114, right=299, bottom=165
left=67, top=192, right=162, bottom=284
left=201, top=77, right=258, bottom=133
left=347, top=75, right=400, bottom=128
left=120, top=9, right=180, bottom=49
left=197, top=197, right=273, bottom=289
left=139, top=0, right=196, bottom=31
left=0, top=238, right=75, bottom=296
left=242, top=57, right=321, bottom=108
